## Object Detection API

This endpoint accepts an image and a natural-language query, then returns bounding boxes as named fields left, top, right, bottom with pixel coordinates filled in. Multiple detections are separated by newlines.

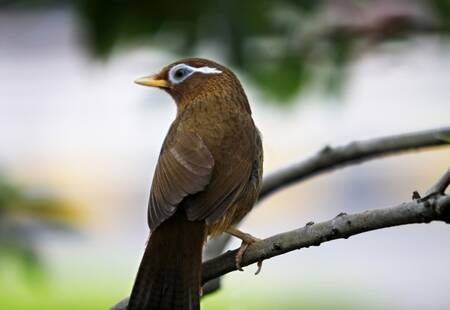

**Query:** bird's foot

left=226, top=227, right=263, bottom=275
left=236, top=236, right=263, bottom=275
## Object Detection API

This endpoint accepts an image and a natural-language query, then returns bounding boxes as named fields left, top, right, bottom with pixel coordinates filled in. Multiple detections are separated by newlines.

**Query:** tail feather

left=128, top=209, right=205, bottom=310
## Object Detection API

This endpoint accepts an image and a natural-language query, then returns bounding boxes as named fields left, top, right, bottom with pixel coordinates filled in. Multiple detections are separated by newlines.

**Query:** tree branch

left=112, top=171, right=450, bottom=310
left=424, top=169, right=450, bottom=197
left=260, top=127, right=450, bottom=200
left=202, top=169, right=449, bottom=283
left=111, top=126, right=450, bottom=309
left=200, top=126, right=450, bottom=295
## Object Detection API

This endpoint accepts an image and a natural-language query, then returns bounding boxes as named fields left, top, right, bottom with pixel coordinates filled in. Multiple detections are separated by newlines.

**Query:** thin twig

left=424, top=168, right=450, bottom=197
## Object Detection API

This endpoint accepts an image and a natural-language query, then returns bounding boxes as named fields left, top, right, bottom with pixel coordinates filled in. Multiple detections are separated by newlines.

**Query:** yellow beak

left=134, top=76, right=169, bottom=88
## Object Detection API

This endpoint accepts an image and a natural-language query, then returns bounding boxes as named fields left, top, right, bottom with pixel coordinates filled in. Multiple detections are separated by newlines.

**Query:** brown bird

left=128, top=58, right=263, bottom=310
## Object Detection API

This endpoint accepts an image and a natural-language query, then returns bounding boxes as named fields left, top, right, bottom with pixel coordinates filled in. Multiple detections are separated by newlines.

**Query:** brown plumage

left=128, top=58, right=263, bottom=310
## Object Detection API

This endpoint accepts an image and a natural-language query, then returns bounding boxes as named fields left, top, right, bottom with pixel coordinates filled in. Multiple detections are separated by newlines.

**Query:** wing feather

left=148, top=113, right=257, bottom=231
left=148, top=131, right=214, bottom=231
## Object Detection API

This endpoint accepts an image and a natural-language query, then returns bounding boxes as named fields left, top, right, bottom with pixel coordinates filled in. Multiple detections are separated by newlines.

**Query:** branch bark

left=202, top=171, right=450, bottom=283
left=200, top=126, right=450, bottom=294
left=111, top=127, right=450, bottom=310
left=260, top=126, right=450, bottom=200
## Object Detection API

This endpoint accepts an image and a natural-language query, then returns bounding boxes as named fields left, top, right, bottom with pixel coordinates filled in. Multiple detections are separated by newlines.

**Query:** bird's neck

left=175, top=87, right=252, bottom=117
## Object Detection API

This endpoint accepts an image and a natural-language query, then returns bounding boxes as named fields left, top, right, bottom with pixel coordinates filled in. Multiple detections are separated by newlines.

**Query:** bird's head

left=135, top=58, right=250, bottom=113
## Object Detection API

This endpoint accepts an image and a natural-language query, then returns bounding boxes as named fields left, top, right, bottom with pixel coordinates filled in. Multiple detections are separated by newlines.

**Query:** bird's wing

left=148, top=115, right=256, bottom=230
left=148, top=131, right=214, bottom=231
left=183, top=117, right=256, bottom=224
left=183, top=147, right=254, bottom=224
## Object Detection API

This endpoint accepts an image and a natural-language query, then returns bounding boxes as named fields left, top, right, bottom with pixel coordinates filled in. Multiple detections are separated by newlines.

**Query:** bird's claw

left=235, top=241, right=249, bottom=271
left=254, top=260, right=263, bottom=275
left=234, top=236, right=263, bottom=275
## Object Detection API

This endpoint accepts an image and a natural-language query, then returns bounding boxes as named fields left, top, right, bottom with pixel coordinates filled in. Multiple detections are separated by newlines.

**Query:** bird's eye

left=174, top=68, right=187, bottom=79
left=168, top=64, right=220, bottom=84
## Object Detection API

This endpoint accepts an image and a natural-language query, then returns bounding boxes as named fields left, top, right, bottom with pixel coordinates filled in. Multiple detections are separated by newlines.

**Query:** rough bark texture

left=260, top=127, right=450, bottom=200
left=202, top=192, right=450, bottom=283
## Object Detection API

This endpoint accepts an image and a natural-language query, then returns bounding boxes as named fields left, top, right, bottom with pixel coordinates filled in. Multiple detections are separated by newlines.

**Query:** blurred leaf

left=432, top=0, right=450, bottom=33
left=247, top=55, right=309, bottom=101
left=3, top=0, right=450, bottom=102
left=0, top=176, right=78, bottom=279
left=0, top=243, right=44, bottom=284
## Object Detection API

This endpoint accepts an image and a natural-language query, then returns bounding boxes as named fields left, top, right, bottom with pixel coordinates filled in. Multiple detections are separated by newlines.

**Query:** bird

left=128, top=58, right=263, bottom=310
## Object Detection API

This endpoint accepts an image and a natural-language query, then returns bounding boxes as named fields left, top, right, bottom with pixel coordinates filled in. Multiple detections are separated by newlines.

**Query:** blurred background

left=1, top=0, right=450, bottom=309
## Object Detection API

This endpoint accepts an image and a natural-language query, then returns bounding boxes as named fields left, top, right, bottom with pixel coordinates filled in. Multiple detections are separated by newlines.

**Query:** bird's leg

left=225, top=227, right=263, bottom=275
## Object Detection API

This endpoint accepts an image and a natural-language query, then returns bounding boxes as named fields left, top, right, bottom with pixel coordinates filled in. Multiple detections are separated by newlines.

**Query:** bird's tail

left=128, top=209, right=205, bottom=310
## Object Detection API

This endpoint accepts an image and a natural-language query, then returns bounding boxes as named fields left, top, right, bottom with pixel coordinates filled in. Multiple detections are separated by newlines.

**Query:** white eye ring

left=168, top=63, right=222, bottom=84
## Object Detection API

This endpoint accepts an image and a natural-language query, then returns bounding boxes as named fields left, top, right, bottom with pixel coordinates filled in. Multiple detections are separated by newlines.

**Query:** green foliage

left=432, top=0, right=450, bottom=33
left=0, top=273, right=121, bottom=310
left=0, top=176, right=77, bottom=281
left=73, top=0, right=324, bottom=100
left=0, top=272, right=376, bottom=310
left=72, top=0, right=450, bottom=101
left=3, top=0, right=450, bottom=101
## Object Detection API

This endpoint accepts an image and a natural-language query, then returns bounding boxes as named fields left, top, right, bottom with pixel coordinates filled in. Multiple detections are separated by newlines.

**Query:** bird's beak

left=134, top=76, right=169, bottom=88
